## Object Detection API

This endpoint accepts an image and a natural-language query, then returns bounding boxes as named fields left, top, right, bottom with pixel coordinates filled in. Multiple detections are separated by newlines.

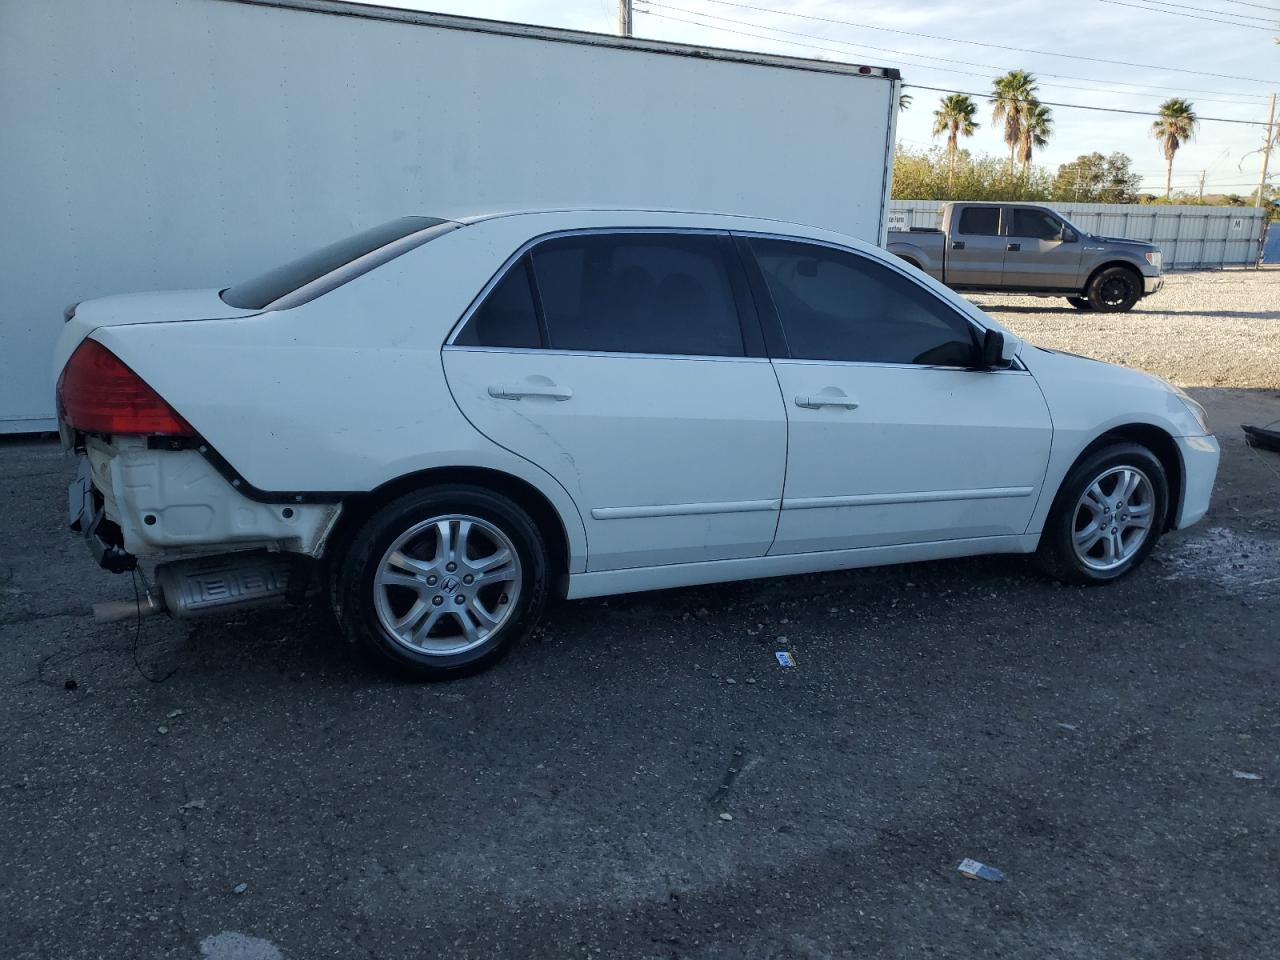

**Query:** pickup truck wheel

left=335, top=485, right=548, bottom=680
left=1034, top=443, right=1168, bottom=585
left=1066, top=296, right=1093, bottom=310
left=1086, top=267, right=1141, bottom=312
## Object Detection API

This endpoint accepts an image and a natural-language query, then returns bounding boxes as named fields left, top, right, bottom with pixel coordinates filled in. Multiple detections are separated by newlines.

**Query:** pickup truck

left=887, top=202, right=1164, bottom=312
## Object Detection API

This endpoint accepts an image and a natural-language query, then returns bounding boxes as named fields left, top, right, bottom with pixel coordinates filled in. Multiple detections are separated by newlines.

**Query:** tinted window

left=749, top=238, right=977, bottom=367
left=530, top=234, right=744, bottom=357
left=221, top=217, right=451, bottom=309
left=1010, top=208, right=1064, bottom=241
left=957, top=206, right=1000, bottom=237
left=455, top=256, right=542, bottom=349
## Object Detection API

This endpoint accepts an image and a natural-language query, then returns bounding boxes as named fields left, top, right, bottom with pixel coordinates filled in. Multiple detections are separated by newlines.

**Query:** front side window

left=957, top=206, right=1000, bottom=237
left=529, top=233, right=745, bottom=357
left=748, top=238, right=978, bottom=367
left=1010, top=208, right=1064, bottom=241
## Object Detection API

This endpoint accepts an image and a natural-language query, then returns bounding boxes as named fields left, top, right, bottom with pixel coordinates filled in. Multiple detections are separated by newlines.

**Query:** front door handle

left=1007, top=242, right=1021, bottom=252
left=488, top=383, right=573, bottom=401
left=951, top=240, right=966, bottom=250
left=795, top=393, right=859, bottom=410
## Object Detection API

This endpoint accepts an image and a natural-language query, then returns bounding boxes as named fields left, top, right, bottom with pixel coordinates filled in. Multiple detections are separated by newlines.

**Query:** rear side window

left=454, top=256, right=542, bottom=349
left=530, top=233, right=745, bottom=357
left=748, top=238, right=978, bottom=367
left=221, top=217, right=452, bottom=310
left=957, top=206, right=1000, bottom=237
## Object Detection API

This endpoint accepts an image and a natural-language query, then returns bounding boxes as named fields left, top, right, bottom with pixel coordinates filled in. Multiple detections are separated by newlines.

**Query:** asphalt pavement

left=2, top=388, right=1278, bottom=960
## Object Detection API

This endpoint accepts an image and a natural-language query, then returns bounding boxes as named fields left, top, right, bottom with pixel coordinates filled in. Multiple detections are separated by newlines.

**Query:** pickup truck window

left=1010, top=208, right=1063, bottom=241
left=957, top=206, right=1000, bottom=237
left=748, top=239, right=977, bottom=367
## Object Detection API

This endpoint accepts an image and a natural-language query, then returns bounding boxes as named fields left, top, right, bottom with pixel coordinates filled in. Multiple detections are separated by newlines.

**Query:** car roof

left=439, top=206, right=827, bottom=232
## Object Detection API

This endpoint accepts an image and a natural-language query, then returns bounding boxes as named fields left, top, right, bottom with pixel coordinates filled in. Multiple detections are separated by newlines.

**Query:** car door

left=443, top=230, right=788, bottom=572
left=1002, top=207, right=1085, bottom=289
left=943, top=205, right=1006, bottom=286
left=739, top=235, right=1053, bottom=555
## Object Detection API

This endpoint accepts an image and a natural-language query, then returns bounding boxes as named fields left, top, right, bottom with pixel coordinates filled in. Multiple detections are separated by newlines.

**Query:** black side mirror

left=981, top=328, right=1012, bottom=369
left=1060, top=227, right=1077, bottom=243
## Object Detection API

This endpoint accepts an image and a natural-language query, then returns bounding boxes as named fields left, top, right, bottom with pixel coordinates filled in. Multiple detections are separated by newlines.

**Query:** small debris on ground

left=775, top=651, right=795, bottom=668
left=1056, top=722, right=1079, bottom=732
left=958, top=858, right=1006, bottom=882
left=725, top=678, right=736, bottom=685
left=166, top=709, right=184, bottom=719
left=63, top=678, right=77, bottom=691
left=718, top=812, right=734, bottom=822
left=232, top=882, right=249, bottom=895
left=1232, top=770, right=1263, bottom=781
left=157, top=726, right=169, bottom=735
left=180, top=799, right=207, bottom=811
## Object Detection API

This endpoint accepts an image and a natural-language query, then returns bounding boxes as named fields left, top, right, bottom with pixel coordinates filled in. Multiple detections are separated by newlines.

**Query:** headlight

left=1145, top=250, right=1163, bottom=269
left=1177, top=394, right=1211, bottom=435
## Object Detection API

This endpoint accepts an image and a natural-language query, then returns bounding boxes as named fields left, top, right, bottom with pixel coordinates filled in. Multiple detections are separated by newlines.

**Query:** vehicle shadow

left=977, top=303, right=1280, bottom=320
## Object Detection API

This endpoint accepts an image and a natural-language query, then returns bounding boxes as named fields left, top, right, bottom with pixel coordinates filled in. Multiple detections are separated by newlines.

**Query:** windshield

left=221, top=217, right=453, bottom=310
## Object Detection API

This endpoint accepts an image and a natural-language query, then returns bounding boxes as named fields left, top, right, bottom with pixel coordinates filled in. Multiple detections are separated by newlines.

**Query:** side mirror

left=980, top=328, right=1018, bottom=369
left=1058, top=226, right=1076, bottom=242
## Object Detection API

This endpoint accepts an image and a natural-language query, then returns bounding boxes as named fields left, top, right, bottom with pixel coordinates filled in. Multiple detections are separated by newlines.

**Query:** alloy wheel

left=372, top=514, right=522, bottom=656
left=1071, top=466, right=1155, bottom=572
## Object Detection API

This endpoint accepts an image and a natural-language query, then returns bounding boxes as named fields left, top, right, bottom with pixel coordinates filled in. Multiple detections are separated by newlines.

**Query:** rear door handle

left=795, top=393, right=859, bottom=410
left=487, top=383, right=573, bottom=401
left=1007, top=242, right=1021, bottom=252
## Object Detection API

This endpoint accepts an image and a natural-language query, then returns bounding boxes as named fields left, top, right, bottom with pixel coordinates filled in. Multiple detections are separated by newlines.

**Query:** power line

left=1094, top=0, right=1280, bottom=30
left=1218, top=0, right=1280, bottom=12
left=637, top=3, right=1270, bottom=103
left=659, top=0, right=1280, bottom=84
left=905, top=83, right=1274, bottom=126
left=1106, top=0, right=1278, bottom=22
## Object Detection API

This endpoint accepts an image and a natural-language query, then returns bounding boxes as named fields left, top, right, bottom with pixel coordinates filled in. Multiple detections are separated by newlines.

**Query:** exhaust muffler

left=92, top=551, right=300, bottom=622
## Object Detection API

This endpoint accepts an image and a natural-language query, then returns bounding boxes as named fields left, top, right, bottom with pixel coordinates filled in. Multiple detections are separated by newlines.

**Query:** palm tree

left=931, top=94, right=980, bottom=188
left=1152, top=98, right=1198, bottom=199
left=1018, top=101, right=1053, bottom=174
left=898, top=92, right=913, bottom=112
left=991, top=70, right=1038, bottom=176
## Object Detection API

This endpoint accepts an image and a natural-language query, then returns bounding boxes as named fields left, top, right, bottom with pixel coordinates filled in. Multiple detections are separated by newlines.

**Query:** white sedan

left=55, top=209, right=1220, bottom=679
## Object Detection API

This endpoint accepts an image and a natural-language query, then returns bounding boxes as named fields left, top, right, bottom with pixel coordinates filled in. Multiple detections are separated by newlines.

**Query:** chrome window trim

left=261, top=220, right=460, bottom=312
left=443, top=344, right=771, bottom=363
left=443, top=226, right=743, bottom=355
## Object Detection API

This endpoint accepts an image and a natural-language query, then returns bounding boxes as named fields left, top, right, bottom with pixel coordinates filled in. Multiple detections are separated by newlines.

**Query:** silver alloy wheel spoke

left=373, top=513, right=522, bottom=656
left=1070, top=464, right=1155, bottom=572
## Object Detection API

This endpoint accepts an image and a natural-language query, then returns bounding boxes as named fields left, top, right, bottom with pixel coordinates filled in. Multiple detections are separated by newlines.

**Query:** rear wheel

left=1066, top=296, right=1093, bottom=310
left=334, top=485, right=549, bottom=680
left=1035, top=443, right=1168, bottom=584
left=1086, top=267, right=1141, bottom=312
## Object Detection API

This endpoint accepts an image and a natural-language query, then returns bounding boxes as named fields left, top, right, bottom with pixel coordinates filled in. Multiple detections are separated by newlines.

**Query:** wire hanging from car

left=130, top=567, right=177, bottom=683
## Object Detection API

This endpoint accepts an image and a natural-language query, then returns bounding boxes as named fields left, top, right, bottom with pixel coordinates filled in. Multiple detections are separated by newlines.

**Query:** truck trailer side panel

left=0, top=0, right=897, bottom=432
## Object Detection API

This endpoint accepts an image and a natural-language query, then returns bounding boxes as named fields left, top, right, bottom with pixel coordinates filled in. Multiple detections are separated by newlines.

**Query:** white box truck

left=0, top=0, right=900, bottom=433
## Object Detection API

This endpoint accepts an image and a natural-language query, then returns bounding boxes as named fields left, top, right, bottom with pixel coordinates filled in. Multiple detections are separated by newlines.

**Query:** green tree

left=991, top=70, right=1038, bottom=176
left=891, top=145, right=1052, bottom=201
left=1051, top=152, right=1142, bottom=203
left=1152, top=98, right=1198, bottom=200
left=930, top=94, right=980, bottom=189
left=1018, top=101, right=1052, bottom=174
left=899, top=92, right=912, bottom=112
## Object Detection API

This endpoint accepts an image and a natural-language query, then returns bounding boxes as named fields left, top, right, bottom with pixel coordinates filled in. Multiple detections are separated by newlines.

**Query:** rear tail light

left=57, top=340, right=193, bottom=436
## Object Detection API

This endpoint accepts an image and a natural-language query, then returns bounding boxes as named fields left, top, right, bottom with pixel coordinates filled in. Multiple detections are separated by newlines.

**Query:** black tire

left=1034, top=442, right=1168, bottom=585
left=1066, top=296, right=1093, bottom=310
left=334, top=485, right=549, bottom=680
left=1086, top=267, right=1141, bottom=313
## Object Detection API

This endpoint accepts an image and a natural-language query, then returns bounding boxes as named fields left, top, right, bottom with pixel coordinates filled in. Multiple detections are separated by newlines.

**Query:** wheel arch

left=1059, top=423, right=1184, bottom=532
left=329, top=466, right=576, bottom=585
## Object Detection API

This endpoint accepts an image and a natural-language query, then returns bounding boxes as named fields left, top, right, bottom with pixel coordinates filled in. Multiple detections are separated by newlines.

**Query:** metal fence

left=888, top=200, right=1271, bottom=270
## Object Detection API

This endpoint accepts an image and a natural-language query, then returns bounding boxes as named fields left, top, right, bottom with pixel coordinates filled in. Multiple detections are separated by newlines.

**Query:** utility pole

left=1198, top=170, right=1206, bottom=201
left=1257, top=93, right=1276, bottom=209
left=617, top=0, right=632, bottom=37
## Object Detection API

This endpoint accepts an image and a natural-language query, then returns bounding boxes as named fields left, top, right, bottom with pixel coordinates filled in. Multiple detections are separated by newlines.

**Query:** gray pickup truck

left=887, top=201, right=1164, bottom=312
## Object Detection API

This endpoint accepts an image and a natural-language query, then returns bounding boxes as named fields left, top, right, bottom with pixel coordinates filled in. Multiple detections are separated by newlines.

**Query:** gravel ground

left=3, top=276, right=1280, bottom=959
left=975, top=270, right=1280, bottom=390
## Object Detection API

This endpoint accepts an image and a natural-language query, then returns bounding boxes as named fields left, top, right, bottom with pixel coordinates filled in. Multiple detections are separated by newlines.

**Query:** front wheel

left=1066, top=296, right=1093, bottom=310
left=334, top=485, right=549, bottom=680
left=1035, top=443, right=1168, bottom=584
left=1086, top=267, right=1141, bottom=312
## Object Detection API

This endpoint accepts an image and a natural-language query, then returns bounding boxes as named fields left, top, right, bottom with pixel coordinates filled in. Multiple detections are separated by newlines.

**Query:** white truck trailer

left=0, top=0, right=899, bottom=433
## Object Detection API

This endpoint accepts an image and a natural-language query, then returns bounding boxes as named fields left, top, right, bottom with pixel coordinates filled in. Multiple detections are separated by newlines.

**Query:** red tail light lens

left=57, top=340, right=193, bottom=436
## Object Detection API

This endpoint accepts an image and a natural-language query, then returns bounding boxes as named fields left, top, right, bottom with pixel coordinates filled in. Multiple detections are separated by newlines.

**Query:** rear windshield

left=220, top=217, right=452, bottom=309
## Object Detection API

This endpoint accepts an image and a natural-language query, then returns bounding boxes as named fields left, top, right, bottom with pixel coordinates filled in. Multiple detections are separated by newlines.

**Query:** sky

left=348, top=0, right=1279, bottom=197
